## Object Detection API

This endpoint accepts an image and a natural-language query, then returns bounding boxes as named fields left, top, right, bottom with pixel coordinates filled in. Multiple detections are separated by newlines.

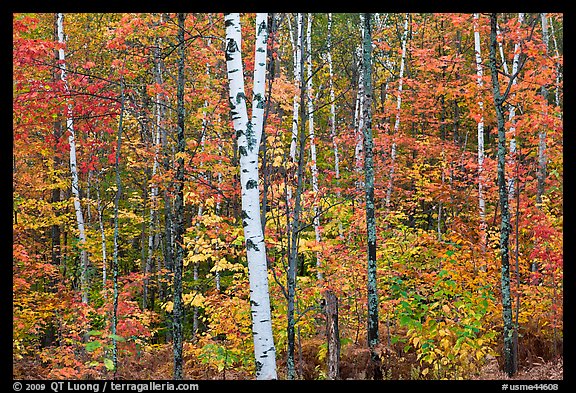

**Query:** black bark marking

left=246, top=238, right=260, bottom=252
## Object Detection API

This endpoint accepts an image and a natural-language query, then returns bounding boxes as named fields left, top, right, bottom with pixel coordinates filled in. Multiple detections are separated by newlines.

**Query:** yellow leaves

left=175, top=151, right=189, bottom=161
left=442, top=304, right=450, bottom=314
left=162, top=301, right=173, bottom=313
left=184, top=252, right=209, bottom=266
left=210, top=258, right=244, bottom=273
left=439, top=338, right=451, bottom=349
left=162, top=292, right=205, bottom=312
left=272, top=155, right=284, bottom=168
left=183, top=291, right=205, bottom=308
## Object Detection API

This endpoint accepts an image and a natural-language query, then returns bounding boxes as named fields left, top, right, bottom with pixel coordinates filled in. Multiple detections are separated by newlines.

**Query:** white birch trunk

left=354, top=18, right=365, bottom=175
left=549, top=16, right=561, bottom=109
left=289, top=13, right=302, bottom=163
left=225, top=13, right=277, bottom=380
left=473, top=13, right=487, bottom=254
left=95, top=179, right=107, bottom=295
left=57, top=13, right=90, bottom=304
left=305, top=14, right=322, bottom=279
left=536, top=13, right=549, bottom=208
left=327, top=13, right=340, bottom=181
left=385, top=13, right=409, bottom=209
left=286, top=14, right=303, bottom=240
left=507, top=13, right=524, bottom=202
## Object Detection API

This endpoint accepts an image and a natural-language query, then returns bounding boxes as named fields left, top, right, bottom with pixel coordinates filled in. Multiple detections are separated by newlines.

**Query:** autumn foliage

left=13, top=13, right=562, bottom=380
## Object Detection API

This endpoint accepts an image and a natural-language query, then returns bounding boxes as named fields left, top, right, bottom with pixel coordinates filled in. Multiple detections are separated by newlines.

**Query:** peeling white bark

left=57, top=13, right=90, bottom=304
left=225, top=13, right=277, bottom=380
left=473, top=13, right=487, bottom=253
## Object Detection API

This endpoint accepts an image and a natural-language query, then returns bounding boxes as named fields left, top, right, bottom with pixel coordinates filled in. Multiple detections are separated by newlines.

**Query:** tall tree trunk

left=533, top=13, right=550, bottom=278
left=506, top=13, right=524, bottom=203
left=111, top=77, right=125, bottom=377
left=144, top=31, right=164, bottom=309
left=362, top=13, right=381, bottom=380
left=536, top=13, right=549, bottom=208
left=354, top=26, right=365, bottom=178
left=548, top=16, right=562, bottom=110
left=488, top=13, right=515, bottom=378
left=224, top=12, right=277, bottom=380
left=305, top=14, right=322, bottom=280
left=56, top=13, right=90, bottom=305
left=286, top=13, right=303, bottom=274
left=172, top=12, right=187, bottom=380
left=327, top=13, right=340, bottom=183
left=51, top=14, right=63, bottom=274
left=473, top=13, right=487, bottom=258
left=327, top=13, right=344, bottom=239
left=289, top=13, right=303, bottom=165
left=286, top=17, right=307, bottom=379
left=325, top=290, right=340, bottom=380
left=95, top=174, right=108, bottom=296
left=385, top=13, right=409, bottom=210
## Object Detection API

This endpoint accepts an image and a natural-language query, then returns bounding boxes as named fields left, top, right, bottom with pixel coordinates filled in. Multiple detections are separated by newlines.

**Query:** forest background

left=12, top=12, right=563, bottom=380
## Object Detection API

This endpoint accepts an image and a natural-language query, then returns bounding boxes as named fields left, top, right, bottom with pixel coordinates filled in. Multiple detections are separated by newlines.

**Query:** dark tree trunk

left=362, top=13, right=381, bottom=380
left=325, top=290, right=340, bottom=380
left=287, top=16, right=307, bottom=379
left=488, top=13, right=515, bottom=378
left=111, top=77, right=126, bottom=378
left=172, top=12, right=187, bottom=381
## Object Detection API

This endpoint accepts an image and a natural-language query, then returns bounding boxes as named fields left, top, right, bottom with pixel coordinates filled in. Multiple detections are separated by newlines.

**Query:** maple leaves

left=12, top=12, right=562, bottom=379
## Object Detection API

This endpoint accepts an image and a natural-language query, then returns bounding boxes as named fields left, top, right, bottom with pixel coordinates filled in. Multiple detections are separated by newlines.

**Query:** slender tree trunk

left=473, top=13, right=487, bottom=258
left=548, top=16, right=561, bottom=110
left=286, top=13, right=303, bottom=270
left=144, top=35, right=164, bottom=309
left=488, top=13, right=515, bottom=378
left=289, top=13, right=302, bottom=164
left=362, top=13, right=381, bottom=380
left=224, top=13, right=277, bottom=380
left=111, top=77, right=125, bottom=378
left=507, top=14, right=524, bottom=202
left=305, top=14, right=322, bottom=280
left=354, top=29, right=365, bottom=177
left=172, top=12, right=187, bottom=380
left=51, top=16, right=63, bottom=274
left=95, top=175, right=107, bottom=296
left=326, top=13, right=344, bottom=239
left=325, top=290, right=340, bottom=380
left=536, top=13, right=549, bottom=209
left=327, top=13, right=340, bottom=183
left=56, top=13, right=90, bottom=305
left=286, top=20, right=307, bottom=379
left=385, top=13, right=409, bottom=210
left=533, top=13, right=550, bottom=278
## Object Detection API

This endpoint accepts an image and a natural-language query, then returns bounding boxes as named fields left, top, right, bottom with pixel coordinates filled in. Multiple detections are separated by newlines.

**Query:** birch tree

left=56, top=13, right=90, bottom=305
left=385, top=13, right=409, bottom=209
left=473, top=13, right=487, bottom=256
left=286, top=15, right=307, bottom=379
left=144, top=25, right=164, bottom=310
left=327, top=13, right=340, bottom=183
left=536, top=13, right=549, bottom=208
left=111, top=77, right=125, bottom=376
left=505, top=13, right=524, bottom=202
left=305, top=14, right=322, bottom=279
left=224, top=12, right=277, bottom=380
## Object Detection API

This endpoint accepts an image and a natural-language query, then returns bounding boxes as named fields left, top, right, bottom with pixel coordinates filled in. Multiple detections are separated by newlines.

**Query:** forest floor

left=473, top=357, right=563, bottom=380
